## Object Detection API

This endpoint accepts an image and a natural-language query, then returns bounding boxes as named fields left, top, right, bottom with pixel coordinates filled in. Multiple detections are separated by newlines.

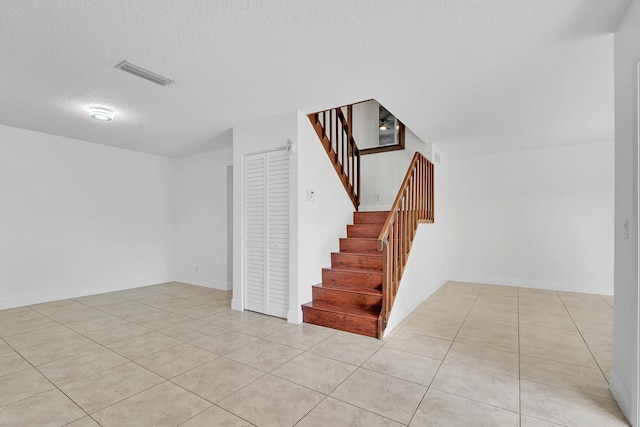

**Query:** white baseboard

left=288, top=308, right=302, bottom=324
left=447, top=274, right=613, bottom=296
left=0, top=276, right=173, bottom=310
left=231, top=298, right=243, bottom=312
left=174, top=275, right=231, bottom=291
left=609, top=370, right=635, bottom=426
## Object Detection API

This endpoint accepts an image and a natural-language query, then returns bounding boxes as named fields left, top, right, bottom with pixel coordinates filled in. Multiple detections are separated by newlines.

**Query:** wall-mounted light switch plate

left=306, top=189, right=315, bottom=201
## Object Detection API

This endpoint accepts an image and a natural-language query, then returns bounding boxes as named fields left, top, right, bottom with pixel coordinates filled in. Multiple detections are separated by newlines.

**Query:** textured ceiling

left=0, top=0, right=630, bottom=157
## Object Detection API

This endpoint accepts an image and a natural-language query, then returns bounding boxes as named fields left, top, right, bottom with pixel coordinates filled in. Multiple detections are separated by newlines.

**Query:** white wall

left=231, top=112, right=299, bottom=320
left=385, top=156, right=447, bottom=334
left=612, top=2, right=640, bottom=424
left=351, top=100, right=379, bottom=149
left=359, top=127, right=431, bottom=211
left=444, top=142, right=614, bottom=295
left=0, top=125, right=173, bottom=309
left=173, top=136, right=233, bottom=290
left=355, top=125, right=440, bottom=333
left=231, top=111, right=355, bottom=323
left=295, top=112, right=355, bottom=322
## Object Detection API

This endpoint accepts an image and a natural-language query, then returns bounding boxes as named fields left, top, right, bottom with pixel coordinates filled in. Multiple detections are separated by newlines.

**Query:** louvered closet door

left=244, top=153, right=266, bottom=314
left=243, top=150, right=290, bottom=318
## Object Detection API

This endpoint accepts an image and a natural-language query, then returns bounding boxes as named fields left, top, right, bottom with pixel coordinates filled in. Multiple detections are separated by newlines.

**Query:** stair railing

left=308, top=105, right=360, bottom=209
left=377, top=151, right=434, bottom=336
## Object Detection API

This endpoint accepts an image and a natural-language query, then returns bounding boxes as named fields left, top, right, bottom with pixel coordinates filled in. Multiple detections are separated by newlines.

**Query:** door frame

left=635, top=61, right=640, bottom=427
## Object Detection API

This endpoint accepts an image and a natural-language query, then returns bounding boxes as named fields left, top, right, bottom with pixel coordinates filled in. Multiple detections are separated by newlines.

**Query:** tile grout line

left=288, top=330, right=417, bottom=425
left=1, top=283, right=620, bottom=426
left=0, top=336, right=92, bottom=424
left=8, top=297, right=236, bottom=423
left=557, top=294, right=611, bottom=382
left=79, top=308, right=263, bottom=424
left=405, top=284, right=484, bottom=426
left=160, top=325, right=338, bottom=425
left=0, top=288, right=239, bottom=425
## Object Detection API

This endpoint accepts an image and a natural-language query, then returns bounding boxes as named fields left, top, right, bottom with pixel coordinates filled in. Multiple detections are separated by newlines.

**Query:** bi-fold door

left=243, top=149, right=289, bottom=318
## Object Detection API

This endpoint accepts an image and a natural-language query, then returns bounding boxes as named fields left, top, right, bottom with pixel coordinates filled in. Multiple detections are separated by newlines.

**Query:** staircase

left=301, top=211, right=388, bottom=338
left=304, top=102, right=435, bottom=339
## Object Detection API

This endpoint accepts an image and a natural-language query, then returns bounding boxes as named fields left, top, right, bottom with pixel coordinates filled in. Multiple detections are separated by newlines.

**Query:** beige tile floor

left=0, top=281, right=628, bottom=426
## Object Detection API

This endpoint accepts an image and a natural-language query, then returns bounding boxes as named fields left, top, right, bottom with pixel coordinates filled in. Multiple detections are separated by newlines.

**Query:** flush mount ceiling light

left=89, top=107, right=113, bottom=122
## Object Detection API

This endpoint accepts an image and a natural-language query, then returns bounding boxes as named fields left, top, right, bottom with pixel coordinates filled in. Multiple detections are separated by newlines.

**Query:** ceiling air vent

left=114, top=60, right=173, bottom=86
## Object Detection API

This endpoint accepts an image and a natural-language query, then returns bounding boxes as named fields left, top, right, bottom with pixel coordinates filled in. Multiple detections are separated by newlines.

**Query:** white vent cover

left=114, top=60, right=173, bottom=86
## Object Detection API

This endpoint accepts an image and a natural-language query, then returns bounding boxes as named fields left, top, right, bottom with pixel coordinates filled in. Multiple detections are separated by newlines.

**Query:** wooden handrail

left=377, top=151, right=434, bottom=336
left=307, top=105, right=360, bottom=209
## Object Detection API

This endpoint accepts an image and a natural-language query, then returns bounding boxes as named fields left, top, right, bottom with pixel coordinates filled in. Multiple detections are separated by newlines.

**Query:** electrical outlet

left=194, top=265, right=199, bottom=273
left=375, top=193, right=381, bottom=201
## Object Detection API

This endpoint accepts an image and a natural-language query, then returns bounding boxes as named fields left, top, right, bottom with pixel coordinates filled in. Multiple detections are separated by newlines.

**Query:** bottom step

left=301, top=302, right=380, bottom=338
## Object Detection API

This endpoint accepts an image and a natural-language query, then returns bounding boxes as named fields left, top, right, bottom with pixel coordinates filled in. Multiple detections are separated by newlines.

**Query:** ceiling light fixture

left=89, top=107, right=113, bottom=122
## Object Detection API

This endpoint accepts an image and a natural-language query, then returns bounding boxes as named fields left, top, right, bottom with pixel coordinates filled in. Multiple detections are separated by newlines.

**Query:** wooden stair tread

left=331, top=251, right=382, bottom=257
left=312, top=283, right=382, bottom=295
left=346, top=223, right=385, bottom=238
left=324, top=266, right=383, bottom=274
left=302, top=301, right=379, bottom=319
left=356, top=213, right=388, bottom=217
left=339, top=237, right=380, bottom=254
left=331, top=251, right=383, bottom=271
left=354, top=211, right=389, bottom=224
